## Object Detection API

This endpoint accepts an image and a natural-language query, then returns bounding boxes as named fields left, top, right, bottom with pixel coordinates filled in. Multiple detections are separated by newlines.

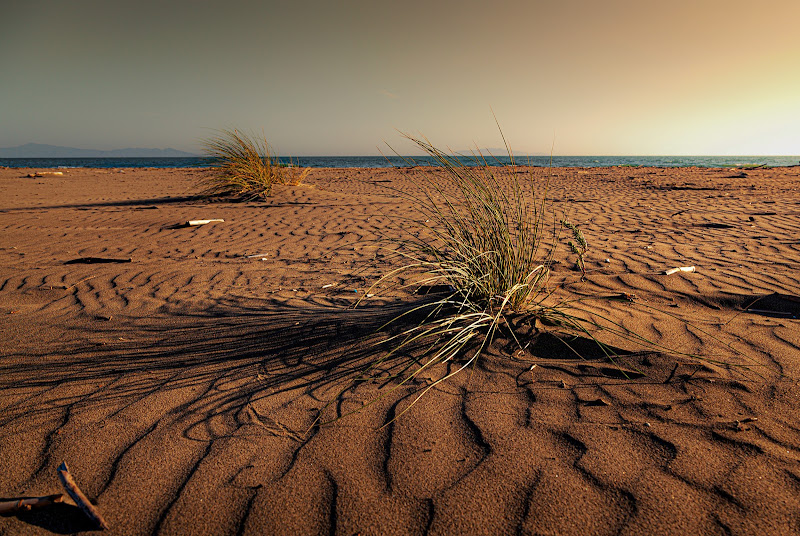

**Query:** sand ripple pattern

left=1, top=166, right=799, bottom=535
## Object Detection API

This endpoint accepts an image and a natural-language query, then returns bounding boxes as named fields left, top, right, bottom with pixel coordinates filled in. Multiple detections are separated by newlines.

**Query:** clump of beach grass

left=200, top=128, right=310, bottom=200
left=328, top=131, right=732, bottom=424
left=316, top=133, right=595, bottom=422
left=352, top=135, right=563, bottom=402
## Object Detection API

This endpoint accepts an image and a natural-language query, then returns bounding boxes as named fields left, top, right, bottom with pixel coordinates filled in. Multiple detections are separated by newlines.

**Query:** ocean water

left=1, top=155, right=798, bottom=169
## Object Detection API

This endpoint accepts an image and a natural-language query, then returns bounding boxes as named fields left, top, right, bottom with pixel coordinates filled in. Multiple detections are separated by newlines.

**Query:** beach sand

left=1, top=164, right=800, bottom=535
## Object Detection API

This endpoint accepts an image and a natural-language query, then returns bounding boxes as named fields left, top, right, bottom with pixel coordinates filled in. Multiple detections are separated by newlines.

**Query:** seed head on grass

left=200, top=128, right=310, bottom=200
left=562, top=219, right=588, bottom=280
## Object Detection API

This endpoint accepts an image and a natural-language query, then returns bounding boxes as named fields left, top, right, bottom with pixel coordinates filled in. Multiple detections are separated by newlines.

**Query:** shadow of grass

left=0, top=297, right=437, bottom=431
left=0, top=292, right=674, bottom=439
left=684, top=291, right=800, bottom=320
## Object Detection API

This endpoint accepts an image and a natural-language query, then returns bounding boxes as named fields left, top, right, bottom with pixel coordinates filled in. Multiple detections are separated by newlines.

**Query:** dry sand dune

left=1, top=165, right=800, bottom=535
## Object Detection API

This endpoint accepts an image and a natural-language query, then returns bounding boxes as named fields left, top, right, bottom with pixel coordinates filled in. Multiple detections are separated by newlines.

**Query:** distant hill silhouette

left=0, top=143, right=198, bottom=158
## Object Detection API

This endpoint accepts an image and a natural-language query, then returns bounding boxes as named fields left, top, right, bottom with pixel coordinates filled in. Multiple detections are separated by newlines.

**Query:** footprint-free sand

left=1, top=165, right=800, bottom=535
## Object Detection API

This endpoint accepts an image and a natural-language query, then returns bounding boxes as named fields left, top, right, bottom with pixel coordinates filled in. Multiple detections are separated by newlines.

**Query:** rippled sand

left=1, top=165, right=799, bottom=535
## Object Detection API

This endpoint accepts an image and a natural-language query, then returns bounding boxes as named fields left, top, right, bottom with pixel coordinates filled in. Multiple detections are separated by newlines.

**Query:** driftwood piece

left=57, top=462, right=109, bottom=530
left=664, top=266, right=696, bottom=275
left=0, top=494, right=63, bottom=514
left=187, top=218, right=224, bottom=226
left=27, top=171, right=64, bottom=178
left=167, top=218, right=225, bottom=229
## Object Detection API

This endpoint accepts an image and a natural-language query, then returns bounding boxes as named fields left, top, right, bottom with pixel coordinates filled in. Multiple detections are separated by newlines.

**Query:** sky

left=1, top=0, right=799, bottom=156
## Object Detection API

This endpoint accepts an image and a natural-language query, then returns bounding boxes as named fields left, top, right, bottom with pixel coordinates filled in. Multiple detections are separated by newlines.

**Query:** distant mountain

left=0, top=143, right=198, bottom=158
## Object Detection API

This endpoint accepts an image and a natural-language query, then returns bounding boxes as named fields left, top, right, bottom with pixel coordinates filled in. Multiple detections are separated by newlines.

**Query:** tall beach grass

left=200, top=128, right=309, bottom=200
left=326, top=132, right=754, bottom=425
left=350, top=134, right=576, bottom=415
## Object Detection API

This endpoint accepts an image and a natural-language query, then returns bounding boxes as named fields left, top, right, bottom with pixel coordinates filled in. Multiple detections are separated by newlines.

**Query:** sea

left=1, top=155, right=799, bottom=169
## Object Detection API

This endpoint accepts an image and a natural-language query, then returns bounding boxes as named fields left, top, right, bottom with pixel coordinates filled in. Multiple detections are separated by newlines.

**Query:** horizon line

left=2, top=152, right=799, bottom=158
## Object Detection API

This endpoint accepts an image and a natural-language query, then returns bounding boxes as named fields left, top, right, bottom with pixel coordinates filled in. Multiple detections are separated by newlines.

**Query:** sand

left=1, top=164, right=800, bottom=535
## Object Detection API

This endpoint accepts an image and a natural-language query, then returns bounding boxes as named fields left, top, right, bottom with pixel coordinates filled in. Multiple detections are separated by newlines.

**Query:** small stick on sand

left=187, top=219, right=224, bottom=226
left=664, top=266, right=696, bottom=275
left=57, top=462, right=109, bottom=530
left=26, top=171, right=64, bottom=178
left=0, top=494, right=63, bottom=514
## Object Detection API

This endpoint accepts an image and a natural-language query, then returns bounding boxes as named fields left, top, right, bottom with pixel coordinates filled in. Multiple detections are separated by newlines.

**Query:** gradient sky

left=2, top=0, right=798, bottom=155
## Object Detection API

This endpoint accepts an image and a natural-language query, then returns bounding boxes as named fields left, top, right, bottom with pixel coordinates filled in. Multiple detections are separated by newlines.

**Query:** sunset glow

left=1, top=0, right=798, bottom=155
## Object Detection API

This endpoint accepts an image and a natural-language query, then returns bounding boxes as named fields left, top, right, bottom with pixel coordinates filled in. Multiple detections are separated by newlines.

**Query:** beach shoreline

left=1, top=165, right=799, bottom=535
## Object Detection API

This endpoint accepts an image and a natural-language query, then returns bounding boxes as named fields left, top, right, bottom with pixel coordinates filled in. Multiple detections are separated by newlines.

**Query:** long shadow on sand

left=0, top=297, right=471, bottom=433
left=1, top=295, right=759, bottom=535
left=0, top=195, right=204, bottom=213
left=0, top=295, right=642, bottom=433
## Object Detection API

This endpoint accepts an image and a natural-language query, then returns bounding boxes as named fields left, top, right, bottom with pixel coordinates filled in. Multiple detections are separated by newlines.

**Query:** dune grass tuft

left=312, top=135, right=577, bottom=422
left=348, top=135, right=567, bottom=413
left=329, top=132, right=745, bottom=425
left=200, top=128, right=310, bottom=199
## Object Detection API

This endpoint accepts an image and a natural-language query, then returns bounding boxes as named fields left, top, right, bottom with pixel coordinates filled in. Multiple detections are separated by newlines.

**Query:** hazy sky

left=2, top=0, right=798, bottom=155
